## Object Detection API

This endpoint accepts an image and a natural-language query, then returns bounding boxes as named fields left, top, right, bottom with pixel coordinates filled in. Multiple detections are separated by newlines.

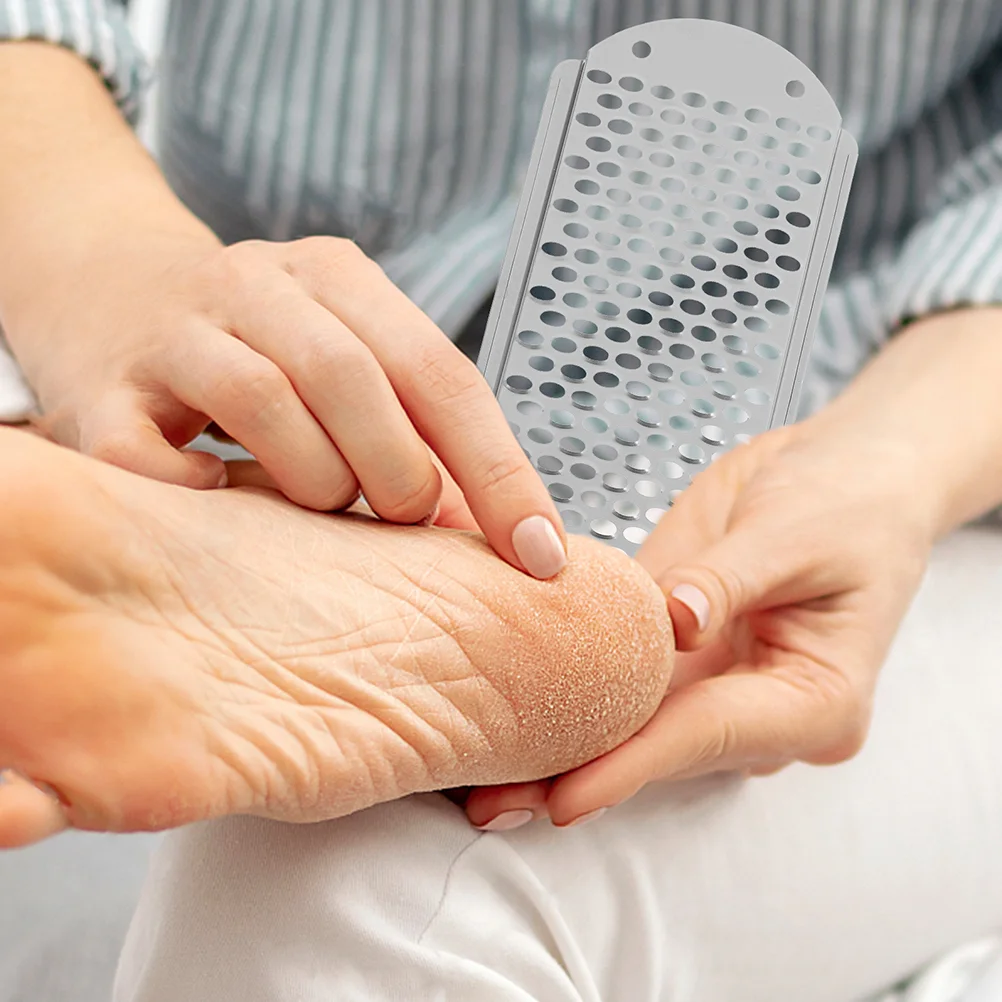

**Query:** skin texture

left=0, top=428, right=673, bottom=847
left=0, top=41, right=565, bottom=577
left=471, top=308, right=1002, bottom=828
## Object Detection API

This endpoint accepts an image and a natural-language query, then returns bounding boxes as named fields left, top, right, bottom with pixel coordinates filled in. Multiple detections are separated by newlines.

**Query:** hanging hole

left=541, top=310, right=566, bottom=327
left=574, top=179, right=600, bottom=195
left=766, top=159, right=791, bottom=175
left=734, top=290, right=759, bottom=307
left=766, top=299, right=790, bottom=315
left=766, top=228, right=790, bottom=245
left=725, top=193, right=749, bottom=210
left=577, top=112, right=600, bottom=127
left=681, top=299, right=705, bottom=315
left=777, top=255, right=800, bottom=271
left=798, top=168, right=822, bottom=185
left=744, top=316, right=769, bottom=333
left=629, top=101, right=654, bottom=117
left=594, top=371, right=619, bottom=387
left=506, top=375, right=532, bottom=393
left=638, top=335, right=663, bottom=354
left=554, top=198, right=578, bottom=213
left=618, top=282, right=642, bottom=299
left=786, top=80, right=806, bottom=98
left=565, top=155, right=589, bottom=170
left=587, top=136, right=612, bottom=152
left=789, top=141, right=810, bottom=158
left=650, top=151, right=675, bottom=169
left=755, top=272, right=780, bottom=289
left=609, top=119, right=633, bottom=135
left=714, top=237, right=738, bottom=254
left=660, top=108, right=685, bottom=125
left=692, top=326, right=716, bottom=342
left=651, top=84, right=674, bottom=100
left=531, top=285, right=555, bottom=302
left=619, top=143, right=643, bottom=159
left=682, top=91, right=706, bottom=108
left=639, top=194, right=663, bottom=211
left=659, top=317, right=684, bottom=334
left=529, top=355, right=554, bottom=372
left=562, top=292, right=587, bottom=308
left=598, top=93, right=622, bottom=110
left=542, top=241, right=567, bottom=257
left=787, top=211, right=810, bottom=228
left=713, top=100, right=736, bottom=116
left=620, top=76, right=643, bottom=92
left=583, top=345, right=608, bottom=363
left=756, top=203, right=780, bottom=219
left=735, top=150, right=758, bottom=167
left=517, top=330, right=543, bottom=348
left=734, top=220, right=759, bottom=236
left=728, top=124, right=749, bottom=142
left=723, top=263, right=748, bottom=280
left=745, top=108, right=768, bottom=123
left=551, top=337, right=576, bottom=353
left=629, top=237, right=654, bottom=254
left=584, top=274, right=609, bottom=291
left=586, top=205, right=611, bottom=221
left=776, top=185, right=801, bottom=201
left=597, top=161, right=621, bottom=177
left=648, top=363, right=673, bottom=382
left=702, top=281, right=727, bottom=297
left=607, top=187, right=632, bottom=204
left=669, top=343, right=695, bottom=359
left=713, top=308, right=737, bottom=326
left=723, top=334, right=747, bottom=353
left=617, top=353, right=641, bottom=370
left=744, top=246, right=769, bottom=263
left=552, top=266, right=577, bottom=282
left=640, top=126, right=665, bottom=143
left=573, top=319, right=598, bottom=336
left=605, top=326, right=630, bottom=343
left=627, top=308, right=653, bottom=325
left=807, top=124, right=832, bottom=141
left=587, top=69, right=612, bottom=85
left=632, top=40, right=651, bottom=58
left=777, top=117, right=800, bottom=132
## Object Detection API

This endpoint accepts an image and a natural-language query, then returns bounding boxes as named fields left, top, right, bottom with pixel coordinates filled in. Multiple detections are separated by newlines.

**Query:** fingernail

left=563, top=807, right=607, bottom=828
left=475, top=809, right=534, bottom=832
left=511, top=516, right=567, bottom=579
left=671, top=583, right=710, bottom=632
left=216, top=470, right=229, bottom=488
left=417, top=500, right=441, bottom=528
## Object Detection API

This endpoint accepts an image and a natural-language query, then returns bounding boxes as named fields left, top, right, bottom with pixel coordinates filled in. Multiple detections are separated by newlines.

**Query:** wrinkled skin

left=0, top=429, right=673, bottom=845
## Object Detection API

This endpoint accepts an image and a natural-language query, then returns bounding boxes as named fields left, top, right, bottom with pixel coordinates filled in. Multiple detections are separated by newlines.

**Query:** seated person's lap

left=115, top=527, right=1002, bottom=1002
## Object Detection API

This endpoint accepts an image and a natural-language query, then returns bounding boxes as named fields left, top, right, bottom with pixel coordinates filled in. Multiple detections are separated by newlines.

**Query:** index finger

left=303, top=246, right=567, bottom=578
left=544, top=666, right=839, bottom=825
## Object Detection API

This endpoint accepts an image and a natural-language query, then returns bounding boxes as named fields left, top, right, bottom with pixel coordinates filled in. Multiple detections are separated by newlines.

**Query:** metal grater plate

left=480, top=19, right=857, bottom=556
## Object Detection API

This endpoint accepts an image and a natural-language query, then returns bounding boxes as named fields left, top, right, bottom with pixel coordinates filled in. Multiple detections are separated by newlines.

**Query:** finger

left=652, top=520, right=836, bottom=651
left=82, top=394, right=227, bottom=490
left=463, top=781, right=551, bottom=831
left=0, top=771, right=68, bottom=849
left=230, top=283, right=441, bottom=525
left=166, top=330, right=359, bottom=510
left=430, top=453, right=478, bottom=531
left=292, top=240, right=566, bottom=578
left=545, top=668, right=850, bottom=825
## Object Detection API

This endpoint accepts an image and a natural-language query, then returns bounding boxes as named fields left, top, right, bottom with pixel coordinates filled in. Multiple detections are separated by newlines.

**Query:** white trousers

left=114, top=527, right=1002, bottom=1002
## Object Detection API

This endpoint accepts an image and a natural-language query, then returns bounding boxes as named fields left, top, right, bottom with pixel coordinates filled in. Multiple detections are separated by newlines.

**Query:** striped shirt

left=2, top=0, right=1002, bottom=416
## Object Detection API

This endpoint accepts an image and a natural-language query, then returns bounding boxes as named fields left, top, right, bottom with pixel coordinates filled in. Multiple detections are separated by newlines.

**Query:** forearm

left=815, top=306, right=1002, bottom=538
left=0, top=42, right=217, bottom=338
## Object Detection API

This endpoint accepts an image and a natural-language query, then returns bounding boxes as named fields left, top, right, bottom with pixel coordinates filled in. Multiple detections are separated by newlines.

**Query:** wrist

left=811, top=307, right=1002, bottom=539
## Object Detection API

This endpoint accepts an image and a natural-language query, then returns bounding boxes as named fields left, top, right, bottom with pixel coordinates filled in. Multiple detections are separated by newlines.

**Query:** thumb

left=85, top=402, right=227, bottom=490
left=655, top=523, right=820, bottom=651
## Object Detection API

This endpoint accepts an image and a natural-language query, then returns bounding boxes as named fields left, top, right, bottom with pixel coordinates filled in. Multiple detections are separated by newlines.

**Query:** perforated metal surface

left=481, top=19, right=857, bottom=556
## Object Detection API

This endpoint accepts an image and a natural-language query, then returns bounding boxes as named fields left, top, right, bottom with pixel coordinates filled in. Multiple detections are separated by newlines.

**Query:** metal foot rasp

left=479, top=19, right=857, bottom=556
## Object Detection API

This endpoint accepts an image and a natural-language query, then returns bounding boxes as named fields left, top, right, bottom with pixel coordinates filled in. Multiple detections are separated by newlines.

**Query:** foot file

left=479, top=19, right=857, bottom=556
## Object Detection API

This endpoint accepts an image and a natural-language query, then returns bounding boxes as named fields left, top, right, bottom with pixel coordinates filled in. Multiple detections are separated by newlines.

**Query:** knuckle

left=88, top=429, right=142, bottom=469
left=807, top=678, right=872, bottom=765
left=215, top=360, right=288, bottom=414
left=695, top=563, right=748, bottom=624
left=477, top=452, right=530, bottom=497
left=411, top=349, right=483, bottom=409
left=372, top=469, right=440, bottom=523
left=287, top=236, right=370, bottom=282
left=304, top=479, right=361, bottom=513
left=306, top=339, right=376, bottom=387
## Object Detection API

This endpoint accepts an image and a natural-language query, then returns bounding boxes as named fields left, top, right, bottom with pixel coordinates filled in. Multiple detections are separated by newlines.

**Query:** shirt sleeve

left=0, top=0, right=150, bottom=122
left=884, top=99, right=1002, bottom=328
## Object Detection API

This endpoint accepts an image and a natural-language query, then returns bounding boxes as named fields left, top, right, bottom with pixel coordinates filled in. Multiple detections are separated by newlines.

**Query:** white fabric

left=115, top=527, right=1002, bottom=1002
left=0, top=337, right=34, bottom=423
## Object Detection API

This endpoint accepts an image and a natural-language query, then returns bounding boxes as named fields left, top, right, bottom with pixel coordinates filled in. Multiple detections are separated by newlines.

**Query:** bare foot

left=0, top=429, right=673, bottom=845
